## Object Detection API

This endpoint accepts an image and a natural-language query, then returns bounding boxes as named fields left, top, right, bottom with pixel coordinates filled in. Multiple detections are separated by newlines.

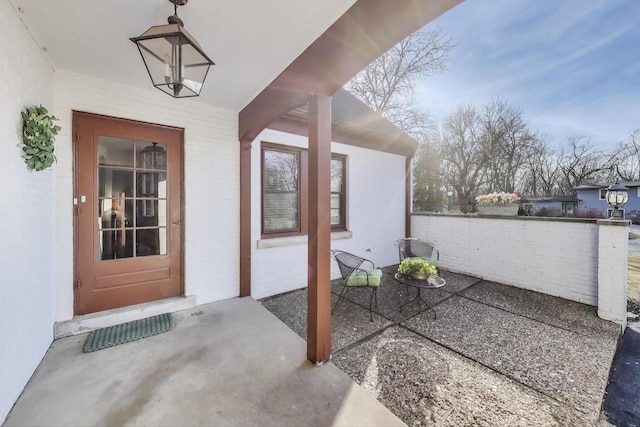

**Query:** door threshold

left=54, top=296, right=196, bottom=339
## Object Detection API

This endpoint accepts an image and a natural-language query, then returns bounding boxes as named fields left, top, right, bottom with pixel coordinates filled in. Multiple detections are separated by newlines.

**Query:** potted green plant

left=398, top=257, right=438, bottom=280
left=19, top=105, right=61, bottom=171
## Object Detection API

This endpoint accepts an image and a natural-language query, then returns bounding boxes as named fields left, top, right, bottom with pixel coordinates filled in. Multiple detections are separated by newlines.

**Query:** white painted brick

left=0, top=2, right=55, bottom=421
left=251, top=129, right=407, bottom=299
left=52, top=71, right=240, bottom=319
left=412, top=215, right=626, bottom=314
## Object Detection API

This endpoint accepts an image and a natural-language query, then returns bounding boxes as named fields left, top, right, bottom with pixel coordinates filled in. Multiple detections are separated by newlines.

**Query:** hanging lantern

left=140, top=142, right=166, bottom=169
left=130, top=0, right=215, bottom=98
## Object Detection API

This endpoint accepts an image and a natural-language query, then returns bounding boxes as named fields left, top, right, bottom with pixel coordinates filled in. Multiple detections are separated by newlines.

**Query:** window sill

left=257, top=230, right=353, bottom=249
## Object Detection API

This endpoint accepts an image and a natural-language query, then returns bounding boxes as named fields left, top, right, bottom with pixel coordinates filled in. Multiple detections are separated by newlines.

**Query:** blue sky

left=417, top=0, right=640, bottom=150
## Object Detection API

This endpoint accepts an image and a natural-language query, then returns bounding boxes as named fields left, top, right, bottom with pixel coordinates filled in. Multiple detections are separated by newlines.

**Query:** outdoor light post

left=605, top=182, right=629, bottom=220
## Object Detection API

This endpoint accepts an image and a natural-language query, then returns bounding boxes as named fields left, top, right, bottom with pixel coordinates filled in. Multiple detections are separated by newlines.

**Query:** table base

left=400, top=287, right=438, bottom=318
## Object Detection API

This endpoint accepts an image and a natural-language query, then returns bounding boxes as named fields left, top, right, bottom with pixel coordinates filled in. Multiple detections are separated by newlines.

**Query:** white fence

left=411, top=214, right=629, bottom=327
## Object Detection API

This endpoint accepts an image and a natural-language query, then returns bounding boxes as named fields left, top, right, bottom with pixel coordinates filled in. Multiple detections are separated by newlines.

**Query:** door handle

left=172, top=220, right=181, bottom=225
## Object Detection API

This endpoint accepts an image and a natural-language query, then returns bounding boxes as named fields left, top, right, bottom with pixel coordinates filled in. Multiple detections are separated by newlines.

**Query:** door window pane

left=98, top=169, right=134, bottom=198
left=98, top=137, right=134, bottom=167
left=137, top=141, right=167, bottom=170
left=136, top=171, right=167, bottom=197
left=136, top=200, right=167, bottom=227
left=136, top=228, right=167, bottom=257
left=99, top=229, right=134, bottom=260
left=99, top=198, right=133, bottom=229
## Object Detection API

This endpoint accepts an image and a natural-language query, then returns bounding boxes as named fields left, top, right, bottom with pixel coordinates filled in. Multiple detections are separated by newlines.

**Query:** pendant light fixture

left=130, top=0, right=214, bottom=98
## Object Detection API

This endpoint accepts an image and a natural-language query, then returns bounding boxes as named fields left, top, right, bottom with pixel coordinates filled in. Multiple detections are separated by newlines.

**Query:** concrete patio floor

left=3, top=268, right=624, bottom=427
left=261, top=267, right=621, bottom=426
left=3, top=297, right=403, bottom=427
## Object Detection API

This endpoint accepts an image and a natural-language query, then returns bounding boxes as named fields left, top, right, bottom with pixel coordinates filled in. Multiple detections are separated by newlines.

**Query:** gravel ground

left=260, top=269, right=620, bottom=426
left=260, top=288, right=393, bottom=352
left=403, top=295, right=615, bottom=420
left=629, top=299, right=640, bottom=316
left=333, top=327, right=588, bottom=427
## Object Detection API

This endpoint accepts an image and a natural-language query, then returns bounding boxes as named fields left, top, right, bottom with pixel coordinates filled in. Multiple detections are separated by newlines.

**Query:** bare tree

left=557, top=136, right=613, bottom=194
left=520, top=135, right=563, bottom=197
left=346, top=25, right=456, bottom=212
left=412, top=142, right=443, bottom=211
left=346, top=26, right=455, bottom=138
left=612, top=129, right=640, bottom=181
left=438, top=104, right=488, bottom=212
left=480, top=98, right=536, bottom=193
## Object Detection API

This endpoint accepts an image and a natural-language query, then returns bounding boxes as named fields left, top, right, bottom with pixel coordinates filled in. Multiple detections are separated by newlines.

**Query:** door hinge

left=74, top=280, right=81, bottom=289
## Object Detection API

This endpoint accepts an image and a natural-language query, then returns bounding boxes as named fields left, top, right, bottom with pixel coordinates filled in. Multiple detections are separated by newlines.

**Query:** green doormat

left=83, top=313, right=174, bottom=353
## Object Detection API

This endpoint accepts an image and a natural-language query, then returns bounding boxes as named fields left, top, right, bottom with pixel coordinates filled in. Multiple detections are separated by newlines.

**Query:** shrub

left=534, top=207, right=563, bottom=217
left=572, top=209, right=606, bottom=219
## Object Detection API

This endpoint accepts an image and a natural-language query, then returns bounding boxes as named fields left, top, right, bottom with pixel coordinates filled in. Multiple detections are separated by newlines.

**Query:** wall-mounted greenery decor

left=20, top=105, right=61, bottom=171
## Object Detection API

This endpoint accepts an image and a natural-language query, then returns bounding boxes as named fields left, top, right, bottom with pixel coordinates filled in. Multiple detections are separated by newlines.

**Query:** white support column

left=597, top=219, right=629, bottom=329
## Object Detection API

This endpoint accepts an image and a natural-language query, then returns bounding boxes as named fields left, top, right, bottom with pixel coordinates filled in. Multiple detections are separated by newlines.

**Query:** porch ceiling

left=10, top=0, right=356, bottom=111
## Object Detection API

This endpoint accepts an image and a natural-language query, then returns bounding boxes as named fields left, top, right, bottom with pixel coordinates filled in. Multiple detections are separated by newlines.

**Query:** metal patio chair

left=394, top=238, right=440, bottom=295
left=394, top=238, right=440, bottom=264
left=330, top=250, right=382, bottom=321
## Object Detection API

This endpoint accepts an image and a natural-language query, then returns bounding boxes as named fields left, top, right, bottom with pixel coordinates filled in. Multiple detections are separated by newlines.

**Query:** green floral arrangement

left=398, top=257, right=437, bottom=277
left=475, top=191, right=520, bottom=205
left=20, top=105, right=61, bottom=171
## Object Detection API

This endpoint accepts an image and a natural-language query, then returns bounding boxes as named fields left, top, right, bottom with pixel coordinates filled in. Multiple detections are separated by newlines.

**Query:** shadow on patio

left=261, top=267, right=620, bottom=426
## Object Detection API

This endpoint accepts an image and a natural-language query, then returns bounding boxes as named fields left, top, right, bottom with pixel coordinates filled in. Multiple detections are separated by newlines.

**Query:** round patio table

left=394, top=273, right=446, bottom=318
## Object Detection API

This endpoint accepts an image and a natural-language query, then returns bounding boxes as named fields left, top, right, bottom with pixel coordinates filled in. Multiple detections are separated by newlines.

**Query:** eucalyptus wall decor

left=20, top=105, right=61, bottom=171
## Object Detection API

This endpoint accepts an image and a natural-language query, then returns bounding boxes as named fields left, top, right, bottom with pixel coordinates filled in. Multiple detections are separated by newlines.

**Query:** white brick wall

left=52, top=71, right=240, bottom=321
left=412, top=214, right=629, bottom=324
left=251, top=129, right=406, bottom=299
left=597, top=220, right=628, bottom=326
left=0, top=1, right=55, bottom=421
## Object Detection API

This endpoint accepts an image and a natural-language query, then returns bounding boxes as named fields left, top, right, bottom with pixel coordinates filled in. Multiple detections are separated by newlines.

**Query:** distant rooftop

left=574, top=181, right=640, bottom=190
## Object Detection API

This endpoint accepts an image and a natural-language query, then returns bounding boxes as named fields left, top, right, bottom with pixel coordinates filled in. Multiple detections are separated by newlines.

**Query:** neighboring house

left=574, top=182, right=640, bottom=220
left=520, top=196, right=580, bottom=216
left=1, top=0, right=461, bottom=420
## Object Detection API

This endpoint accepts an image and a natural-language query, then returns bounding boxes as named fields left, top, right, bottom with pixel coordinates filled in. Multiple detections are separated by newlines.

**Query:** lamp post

left=605, top=182, right=629, bottom=220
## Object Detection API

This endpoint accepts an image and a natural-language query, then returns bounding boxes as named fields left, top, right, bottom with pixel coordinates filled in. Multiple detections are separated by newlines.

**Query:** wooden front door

left=74, top=112, right=183, bottom=315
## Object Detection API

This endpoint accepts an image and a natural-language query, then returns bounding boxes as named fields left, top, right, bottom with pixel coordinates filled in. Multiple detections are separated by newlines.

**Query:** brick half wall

left=411, top=214, right=628, bottom=326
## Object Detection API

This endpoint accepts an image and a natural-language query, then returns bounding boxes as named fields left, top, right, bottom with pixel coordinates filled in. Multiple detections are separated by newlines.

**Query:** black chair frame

left=330, top=249, right=379, bottom=321
left=394, top=238, right=441, bottom=296
left=394, top=238, right=440, bottom=264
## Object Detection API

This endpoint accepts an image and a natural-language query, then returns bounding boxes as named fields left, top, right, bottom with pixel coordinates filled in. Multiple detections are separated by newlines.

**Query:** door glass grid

left=97, top=136, right=167, bottom=260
